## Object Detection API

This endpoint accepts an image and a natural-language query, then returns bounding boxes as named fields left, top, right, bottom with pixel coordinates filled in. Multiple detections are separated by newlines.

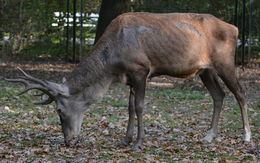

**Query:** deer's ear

left=62, top=77, right=67, bottom=84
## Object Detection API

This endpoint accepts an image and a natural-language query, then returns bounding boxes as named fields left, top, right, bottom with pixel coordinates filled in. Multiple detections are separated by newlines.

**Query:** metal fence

left=0, top=0, right=99, bottom=62
left=0, top=0, right=259, bottom=65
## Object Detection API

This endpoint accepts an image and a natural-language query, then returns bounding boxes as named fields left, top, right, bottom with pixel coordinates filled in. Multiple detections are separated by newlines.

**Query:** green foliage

left=0, top=0, right=259, bottom=62
left=21, top=39, right=66, bottom=60
left=132, top=0, right=235, bottom=22
left=0, top=0, right=100, bottom=59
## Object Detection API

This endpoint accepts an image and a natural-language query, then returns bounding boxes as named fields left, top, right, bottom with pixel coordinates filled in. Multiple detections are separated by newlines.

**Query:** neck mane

left=67, top=42, right=113, bottom=95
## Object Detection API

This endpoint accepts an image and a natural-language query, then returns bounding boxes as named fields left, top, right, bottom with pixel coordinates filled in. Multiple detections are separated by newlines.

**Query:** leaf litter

left=0, top=62, right=259, bottom=162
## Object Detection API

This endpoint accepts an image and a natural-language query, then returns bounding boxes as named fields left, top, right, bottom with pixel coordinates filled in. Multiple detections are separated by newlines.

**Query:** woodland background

left=0, top=0, right=259, bottom=63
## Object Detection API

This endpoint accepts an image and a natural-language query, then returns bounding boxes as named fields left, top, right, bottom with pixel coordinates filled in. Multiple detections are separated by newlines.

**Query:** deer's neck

left=67, top=41, right=115, bottom=96
left=81, top=76, right=113, bottom=104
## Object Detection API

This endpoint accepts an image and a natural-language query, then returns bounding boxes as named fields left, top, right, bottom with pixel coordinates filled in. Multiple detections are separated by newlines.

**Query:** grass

left=159, top=89, right=205, bottom=100
left=0, top=80, right=259, bottom=162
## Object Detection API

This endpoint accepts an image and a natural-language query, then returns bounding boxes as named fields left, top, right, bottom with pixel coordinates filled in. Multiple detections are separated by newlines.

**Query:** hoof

left=117, top=141, right=129, bottom=147
left=201, top=135, right=214, bottom=143
left=65, top=136, right=81, bottom=147
left=117, top=138, right=132, bottom=147
left=131, top=141, right=143, bottom=151
left=243, top=132, right=251, bottom=143
left=201, top=130, right=216, bottom=143
left=131, top=145, right=142, bottom=151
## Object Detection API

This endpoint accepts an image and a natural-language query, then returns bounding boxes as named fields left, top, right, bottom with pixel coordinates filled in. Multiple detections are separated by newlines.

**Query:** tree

left=94, top=0, right=130, bottom=44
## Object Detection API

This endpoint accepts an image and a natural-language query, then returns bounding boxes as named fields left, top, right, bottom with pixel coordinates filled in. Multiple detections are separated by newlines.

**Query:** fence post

left=80, top=0, right=84, bottom=61
left=234, top=0, right=238, bottom=64
left=248, top=0, right=253, bottom=64
left=66, top=0, right=70, bottom=61
left=242, top=0, right=246, bottom=66
left=72, top=0, right=77, bottom=63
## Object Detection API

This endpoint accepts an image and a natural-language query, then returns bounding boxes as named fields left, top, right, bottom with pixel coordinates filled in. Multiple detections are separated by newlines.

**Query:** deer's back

left=104, top=12, right=238, bottom=78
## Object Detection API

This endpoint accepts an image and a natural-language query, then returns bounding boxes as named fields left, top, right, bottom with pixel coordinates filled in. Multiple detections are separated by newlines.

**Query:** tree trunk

left=11, top=0, right=25, bottom=55
left=0, top=0, right=3, bottom=39
left=94, top=0, right=130, bottom=44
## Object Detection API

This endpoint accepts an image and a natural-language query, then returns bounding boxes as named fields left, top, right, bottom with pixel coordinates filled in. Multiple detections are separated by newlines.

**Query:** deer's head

left=5, top=68, right=87, bottom=146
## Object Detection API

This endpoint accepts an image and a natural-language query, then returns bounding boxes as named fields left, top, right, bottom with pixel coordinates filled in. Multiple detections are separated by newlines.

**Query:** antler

left=17, top=67, right=60, bottom=95
left=4, top=67, right=57, bottom=105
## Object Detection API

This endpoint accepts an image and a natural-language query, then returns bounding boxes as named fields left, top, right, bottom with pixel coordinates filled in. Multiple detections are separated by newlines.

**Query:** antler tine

left=4, top=68, right=64, bottom=105
left=4, top=78, right=31, bottom=86
left=17, top=67, right=51, bottom=90
left=4, top=78, right=31, bottom=96
left=33, top=97, right=55, bottom=105
left=4, top=77, right=56, bottom=104
left=16, top=86, right=55, bottom=97
left=17, top=87, right=55, bottom=105
left=16, top=87, right=33, bottom=96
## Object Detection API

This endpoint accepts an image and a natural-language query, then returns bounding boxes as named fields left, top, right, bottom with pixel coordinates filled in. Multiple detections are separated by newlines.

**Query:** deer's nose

left=64, top=135, right=79, bottom=147
left=65, top=139, right=71, bottom=147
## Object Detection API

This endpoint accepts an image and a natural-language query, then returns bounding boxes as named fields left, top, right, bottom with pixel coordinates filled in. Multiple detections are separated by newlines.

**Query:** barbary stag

left=5, top=13, right=251, bottom=150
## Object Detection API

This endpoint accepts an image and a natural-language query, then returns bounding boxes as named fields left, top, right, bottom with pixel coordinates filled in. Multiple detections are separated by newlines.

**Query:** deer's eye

left=57, top=108, right=62, bottom=113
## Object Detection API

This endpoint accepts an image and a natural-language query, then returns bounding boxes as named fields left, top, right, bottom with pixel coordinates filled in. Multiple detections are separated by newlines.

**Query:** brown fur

left=68, top=12, right=238, bottom=89
left=65, top=13, right=250, bottom=148
left=8, top=13, right=251, bottom=148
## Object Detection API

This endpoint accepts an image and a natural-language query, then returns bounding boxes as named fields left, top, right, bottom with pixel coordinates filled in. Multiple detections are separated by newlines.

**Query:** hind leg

left=200, top=69, right=225, bottom=142
left=217, top=66, right=251, bottom=142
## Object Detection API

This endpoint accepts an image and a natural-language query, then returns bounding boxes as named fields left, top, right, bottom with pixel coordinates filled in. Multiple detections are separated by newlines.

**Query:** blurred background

left=0, top=0, right=259, bottom=65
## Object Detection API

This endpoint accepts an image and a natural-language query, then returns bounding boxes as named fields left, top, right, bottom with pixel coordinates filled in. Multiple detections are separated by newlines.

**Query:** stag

left=5, top=13, right=251, bottom=150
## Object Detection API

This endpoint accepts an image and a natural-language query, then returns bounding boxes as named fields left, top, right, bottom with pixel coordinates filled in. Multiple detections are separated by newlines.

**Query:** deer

left=5, top=12, right=251, bottom=150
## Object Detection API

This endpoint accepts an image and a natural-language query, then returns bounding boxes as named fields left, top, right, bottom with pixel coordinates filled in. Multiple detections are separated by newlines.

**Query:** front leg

left=132, top=70, right=148, bottom=150
left=117, top=87, right=135, bottom=146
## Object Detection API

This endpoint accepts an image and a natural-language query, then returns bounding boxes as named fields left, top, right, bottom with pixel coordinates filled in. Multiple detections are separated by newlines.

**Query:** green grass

left=108, top=115, right=122, bottom=123
left=160, top=89, right=205, bottom=100
left=110, top=101, right=128, bottom=107
left=99, top=153, right=112, bottom=160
